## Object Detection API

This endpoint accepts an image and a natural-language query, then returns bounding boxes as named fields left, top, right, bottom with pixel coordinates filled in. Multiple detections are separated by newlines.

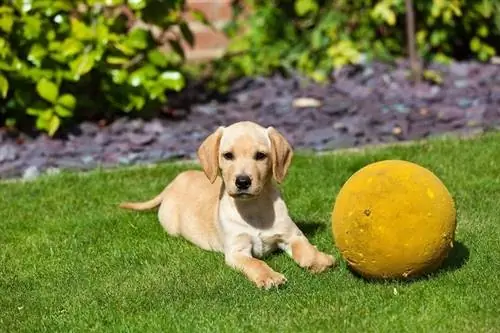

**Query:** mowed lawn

left=1, top=132, right=499, bottom=333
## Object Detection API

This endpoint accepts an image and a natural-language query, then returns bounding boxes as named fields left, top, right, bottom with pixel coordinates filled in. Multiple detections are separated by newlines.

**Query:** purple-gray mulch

left=1, top=60, right=500, bottom=180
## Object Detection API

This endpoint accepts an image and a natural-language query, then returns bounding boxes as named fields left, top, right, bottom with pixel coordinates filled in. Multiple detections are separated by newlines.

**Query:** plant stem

left=405, top=0, right=421, bottom=84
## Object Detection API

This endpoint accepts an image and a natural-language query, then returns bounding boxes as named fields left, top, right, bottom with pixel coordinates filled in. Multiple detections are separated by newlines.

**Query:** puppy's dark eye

left=254, top=152, right=267, bottom=161
left=223, top=152, right=234, bottom=160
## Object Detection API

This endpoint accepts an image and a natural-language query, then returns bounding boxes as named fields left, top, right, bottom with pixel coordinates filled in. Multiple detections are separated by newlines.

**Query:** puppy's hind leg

left=157, top=199, right=181, bottom=237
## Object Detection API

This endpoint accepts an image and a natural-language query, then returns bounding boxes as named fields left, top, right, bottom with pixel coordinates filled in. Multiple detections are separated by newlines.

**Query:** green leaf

left=478, top=25, right=489, bottom=38
left=0, top=37, right=8, bottom=57
left=294, top=0, right=318, bottom=16
left=191, top=10, right=213, bottom=28
left=95, top=21, right=110, bottom=45
left=27, top=44, right=47, bottom=67
left=70, top=54, right=95, bottom=78
left=24, top=67, right=53, bottom=81
left=11, top=0, right=32, bottom=13
left=147, top=84, right=167, bottom=101
left=159, top=71, right=185, bottom=91
left=139, top=64, right=158, bottom=78
left=311, top=70, right=327, bottom=83
left=60, top=38, right=84, bottom=58
left=5, top=118, right=16, bottom=128
left=57, top=94, right=76, bottom=110
left=110, top=69, right=128, bottom=84
left=311, top=28, right=325, bottom=50
left=423, top=69, right=443, bottom=85
left=479, top=43, right=496, bottom=60
left=54, top=105, right=72, bottom=118
left=0, top=73, right=8, bottom=98
left=70, top=18, right=94, bottom=40
left=147, top=50, right=168, bottom=67
left=27, top=107, right=45, bottom=116
left=114, top=42, right=135, bottom=56
left=476, top=0, right=493, bottom=17
left=92, top=45, right=105, bottom=62
left=128, top=71, right=144, bottom=87
left=128, top=0, right=146, bottom=10
left=433, top=53, right=452, bottom=64
left=106, top=56, right=129, bottom=65
left=127, top=66, right=158, bottom=87
left=36, top=78, right=59, bottom=103
left=126, top=28, right=150, bottom=50
left=86, top=0, right=124, bottom=5
left=129, top=94, right=146, bottom=111
left=33, top=0, right=72, bottom=14
left=36, top=114, right=49, bottom=130
left=48, top=114, right=61, bottom=136
left=0, top=12, right=13, bottom=33
left=470, top=37, right=481, bottom=52
left=0, top=5, right=14, bottom=14
left=371, top=2, right=396, bottom=26
left=23, top=15, right=42, bottom=39
left=47, top=30, right=56, bottom=41
left=180, top=22, right=195, bottom=47
left=430, top=30, right=447, bottom=46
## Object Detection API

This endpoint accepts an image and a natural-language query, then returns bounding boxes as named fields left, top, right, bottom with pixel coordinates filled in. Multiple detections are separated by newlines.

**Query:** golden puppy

left=120, top=121, right=336, bottom=289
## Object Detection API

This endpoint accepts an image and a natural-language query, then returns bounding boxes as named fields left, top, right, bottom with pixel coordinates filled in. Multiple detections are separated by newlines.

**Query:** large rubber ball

left=332, top=160, right=457, bottom=279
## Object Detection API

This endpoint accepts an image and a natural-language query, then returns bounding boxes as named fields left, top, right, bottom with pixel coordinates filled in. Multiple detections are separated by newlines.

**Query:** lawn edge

left=0, top=129, right=492, bottom=185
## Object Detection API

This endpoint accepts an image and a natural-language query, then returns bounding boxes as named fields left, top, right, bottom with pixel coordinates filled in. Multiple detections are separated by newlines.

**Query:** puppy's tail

left=119, top=187, right=168, bottom=211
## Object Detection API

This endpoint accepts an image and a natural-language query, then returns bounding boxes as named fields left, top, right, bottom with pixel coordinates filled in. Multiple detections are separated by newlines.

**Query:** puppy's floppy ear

left=197, top=126, right=224, bottom=183
left=267, top=127, right=293, bottom=184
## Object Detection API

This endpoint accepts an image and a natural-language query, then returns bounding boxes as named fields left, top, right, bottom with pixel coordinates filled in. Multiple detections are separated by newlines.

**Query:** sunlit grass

left=1, top=132, right=499, bottom=332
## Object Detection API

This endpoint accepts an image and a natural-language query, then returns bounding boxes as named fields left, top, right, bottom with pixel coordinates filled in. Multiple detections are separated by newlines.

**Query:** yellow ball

left=332, top=160, right=456, bottom=279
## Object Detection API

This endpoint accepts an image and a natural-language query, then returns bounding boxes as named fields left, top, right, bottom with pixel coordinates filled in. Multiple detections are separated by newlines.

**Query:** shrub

left=0, top=0, right=200, bottom=135
left=211, top=0, right=500, bottom=86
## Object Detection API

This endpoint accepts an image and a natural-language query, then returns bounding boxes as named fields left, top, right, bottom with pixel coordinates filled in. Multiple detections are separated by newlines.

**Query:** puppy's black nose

left=235, top=175, right=251, bottom=190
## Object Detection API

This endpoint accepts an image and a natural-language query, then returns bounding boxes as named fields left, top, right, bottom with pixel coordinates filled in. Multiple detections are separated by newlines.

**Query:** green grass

left=1, top=132, right=500, bottom=333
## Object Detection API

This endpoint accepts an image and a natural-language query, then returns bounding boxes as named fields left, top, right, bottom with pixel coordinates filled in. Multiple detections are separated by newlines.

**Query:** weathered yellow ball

left=332, top=160, right=456, bottom=279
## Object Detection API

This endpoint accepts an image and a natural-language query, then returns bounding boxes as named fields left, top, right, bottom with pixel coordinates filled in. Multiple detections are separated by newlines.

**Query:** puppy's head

left=197, top=121, right=293, bottom=200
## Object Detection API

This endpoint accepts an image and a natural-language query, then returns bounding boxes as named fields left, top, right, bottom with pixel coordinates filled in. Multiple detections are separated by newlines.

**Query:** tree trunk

left=405, top=0, right=421, bottom=84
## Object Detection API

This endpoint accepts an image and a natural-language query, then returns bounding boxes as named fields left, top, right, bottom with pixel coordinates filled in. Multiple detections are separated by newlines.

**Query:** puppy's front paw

left=292, top=241, right=337, bottom=273
left=308, top=251, right=336, bottom=274
left=254, top=270, right=287, bottom=290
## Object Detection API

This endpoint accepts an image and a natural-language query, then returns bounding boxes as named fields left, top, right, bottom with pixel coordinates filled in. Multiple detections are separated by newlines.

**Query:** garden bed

left=1, top=60, right=500, bottom=180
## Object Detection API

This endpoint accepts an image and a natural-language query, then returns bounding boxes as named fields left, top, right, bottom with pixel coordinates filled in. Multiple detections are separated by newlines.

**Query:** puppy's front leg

left=225, top=234, right=286, bottom=289
left=282, top=231, right=336, bottom=274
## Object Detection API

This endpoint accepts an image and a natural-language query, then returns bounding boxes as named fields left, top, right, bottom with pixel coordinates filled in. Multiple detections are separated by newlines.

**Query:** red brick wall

left=184, top=0, right=233, bottom=61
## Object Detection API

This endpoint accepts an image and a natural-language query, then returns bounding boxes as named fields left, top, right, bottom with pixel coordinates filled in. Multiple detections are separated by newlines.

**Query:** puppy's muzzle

left=235, top=175, right=252, bottom=190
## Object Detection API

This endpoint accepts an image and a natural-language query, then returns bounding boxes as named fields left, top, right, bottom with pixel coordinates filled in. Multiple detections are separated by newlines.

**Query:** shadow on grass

left=347, top=240, right=470, bottom=283
left=295, top=221, right=325, bottom=237
left=439, top=241, right=469, bottom=272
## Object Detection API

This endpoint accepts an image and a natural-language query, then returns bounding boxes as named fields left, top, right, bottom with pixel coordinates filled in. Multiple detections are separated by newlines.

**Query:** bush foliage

left=0, top=0, right=199, bottom=135
left=212, top=0, right=500, bottom=85
left=2, top=0, right=499, bottom=134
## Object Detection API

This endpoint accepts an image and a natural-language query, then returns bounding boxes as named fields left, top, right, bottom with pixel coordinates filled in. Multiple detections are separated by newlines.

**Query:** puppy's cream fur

left=120, top=121, right=336, bottom=289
